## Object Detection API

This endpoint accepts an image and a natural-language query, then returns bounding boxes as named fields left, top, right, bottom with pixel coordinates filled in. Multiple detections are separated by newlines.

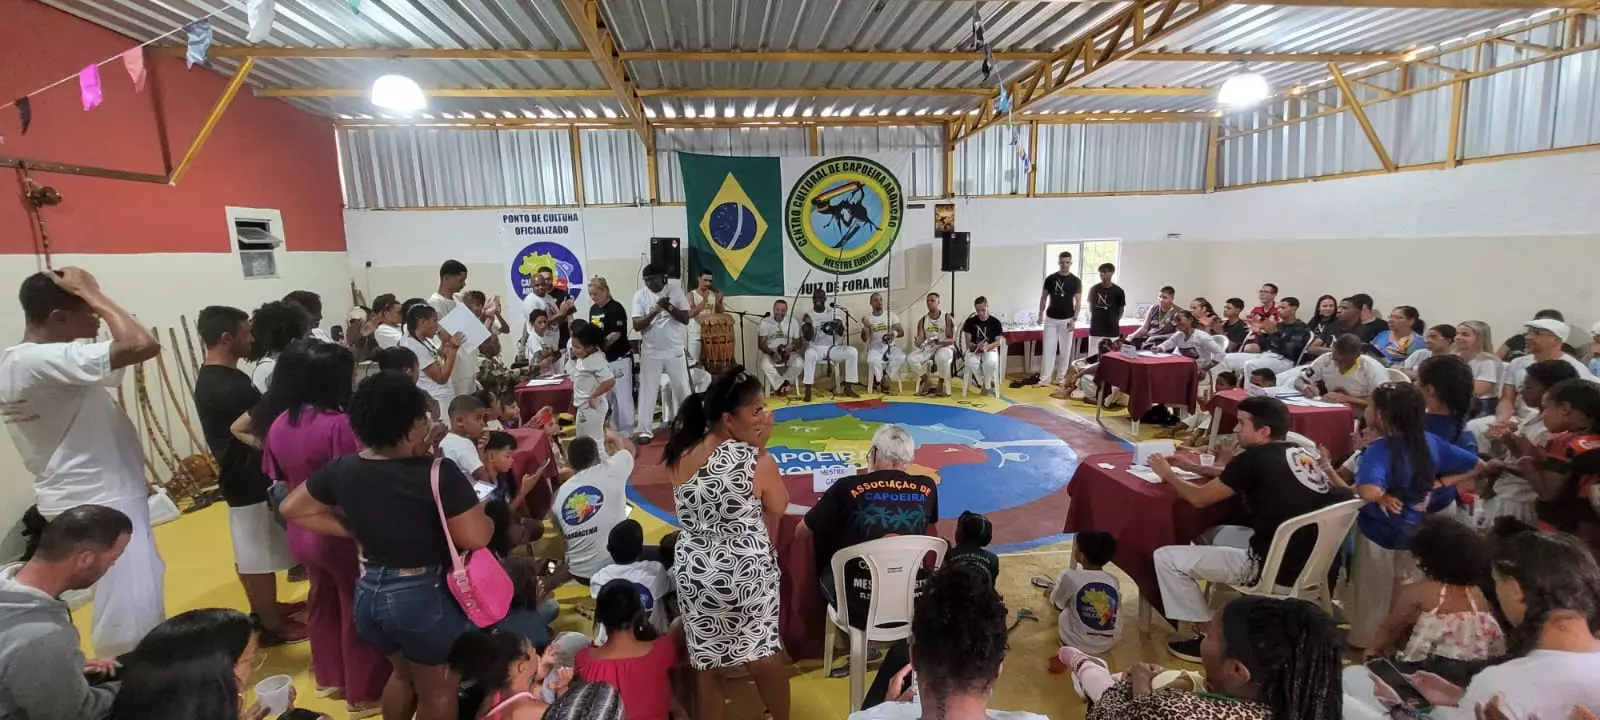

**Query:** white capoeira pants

left=575, top=397, right=609, bottom=442
left=606, top=357, right=635, bottom=436
left=1039, top=317, right=1076, bottom=384
left=1153, top=525, right=1255, bottom=623
left=908, top=346, right=954, bottom=381
left=866, top=346, right=907, bottom=385
left=637, top=354, right=691, bottom=432
left=68, top=494, right=167, bottom=658
left=804, top=345, right=859, bottom=385
left=1342, top=533, right=1420, bottom=650
left=967, top=349, right=1002, bottom=390
left=759, top=354, right=803, bottom=391
left=1222, top=352, right=1294, bottom=378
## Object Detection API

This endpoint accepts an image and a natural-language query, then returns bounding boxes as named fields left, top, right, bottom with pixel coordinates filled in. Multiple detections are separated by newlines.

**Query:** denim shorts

left=354, top=566, right=477, bottom=666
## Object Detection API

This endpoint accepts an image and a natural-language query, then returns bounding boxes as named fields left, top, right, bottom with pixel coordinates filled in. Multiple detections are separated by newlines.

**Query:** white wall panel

left=818, top=125, right=945, bottom=198
left=1036, top=123, right=1208, bottom=194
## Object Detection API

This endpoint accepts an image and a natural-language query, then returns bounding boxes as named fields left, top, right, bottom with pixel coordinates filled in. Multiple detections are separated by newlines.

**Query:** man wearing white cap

left=1495, top=317, right=1595, bottom=423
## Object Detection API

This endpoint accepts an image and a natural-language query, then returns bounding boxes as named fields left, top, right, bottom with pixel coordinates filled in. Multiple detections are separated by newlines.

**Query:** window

left=225, top=207, right=283, bottom=280
left=1043, top=239, right=1120, bottom=322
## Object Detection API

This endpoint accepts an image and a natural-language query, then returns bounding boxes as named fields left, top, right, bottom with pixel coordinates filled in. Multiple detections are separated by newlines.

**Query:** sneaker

left=1166, top=634, right=1204, bottom=663
left=258, top=620, right=310, bottom=647
left=635, top=431, right=654, bottom=445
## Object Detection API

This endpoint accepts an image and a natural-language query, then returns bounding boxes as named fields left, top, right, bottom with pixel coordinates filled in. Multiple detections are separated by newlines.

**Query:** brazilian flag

left=682, top=153, right=784, bottom=296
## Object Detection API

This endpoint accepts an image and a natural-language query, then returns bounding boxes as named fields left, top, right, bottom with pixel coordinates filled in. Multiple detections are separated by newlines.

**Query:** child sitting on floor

left=499, top=555, right=563, bottom=650
left=946, top=511, right=1000, bottom=586
left=1052, top=530, right=1122, bottom=654
left=576, top=580, right=681, bottom=720
left=448, top=626, right=573, bottom=719
left=589, top=520, right=671, bottom=640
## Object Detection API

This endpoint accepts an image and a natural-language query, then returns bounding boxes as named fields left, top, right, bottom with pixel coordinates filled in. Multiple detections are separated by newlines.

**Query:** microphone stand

left=727, top=310, right=768, bottom=370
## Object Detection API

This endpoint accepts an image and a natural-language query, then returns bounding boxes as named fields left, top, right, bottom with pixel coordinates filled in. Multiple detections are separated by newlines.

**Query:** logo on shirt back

left=1285, top=446, right=1333, bottom=493
left=1074, top=581, right=1120, bottom=632
left=632, top=583, right=656, bottom=611
left=561, top=486, right=604, bottom=526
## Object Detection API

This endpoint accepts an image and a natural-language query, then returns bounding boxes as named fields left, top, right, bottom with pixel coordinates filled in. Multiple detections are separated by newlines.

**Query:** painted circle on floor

left=629, top=399, right=1102, bottom=551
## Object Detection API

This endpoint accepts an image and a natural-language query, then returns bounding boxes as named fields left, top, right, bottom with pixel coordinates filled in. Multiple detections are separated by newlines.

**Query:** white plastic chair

left=1205, top=498, right=1362, bottom=613
left=957, top=333, right=1005, bottom=398
left=1285, top=431, right=1319, bottom=453
left=1386, top=367, right=1411, bottom=384
left=824, top=535, right=949, bottom=711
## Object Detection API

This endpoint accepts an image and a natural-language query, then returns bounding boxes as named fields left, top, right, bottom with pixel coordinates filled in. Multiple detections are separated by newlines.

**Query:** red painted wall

left=0, top=0, right=345, bottom=254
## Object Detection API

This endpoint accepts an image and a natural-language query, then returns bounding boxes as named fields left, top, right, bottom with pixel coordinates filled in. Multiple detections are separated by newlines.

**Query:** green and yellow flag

left=682, top=153, right=784, bottom=296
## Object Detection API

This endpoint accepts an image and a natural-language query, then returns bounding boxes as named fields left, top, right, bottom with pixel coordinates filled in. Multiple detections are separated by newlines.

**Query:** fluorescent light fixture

left=1217, top=70, right=1270, bottom=107
left=370, top=74, right=426, bottom=112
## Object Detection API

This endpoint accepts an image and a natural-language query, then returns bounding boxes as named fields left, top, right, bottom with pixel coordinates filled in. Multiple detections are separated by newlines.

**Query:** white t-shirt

left=428, top=291, right=459, bottom=319
left=1402, top=348, right=1433, bottom=371
left=589, top=560, right=671, bottom=636
left=630, top=284, right=690, bottom=360
left=1304, top=353, right=1390, bottom=398
left=439, top=432, right=484, bottom=479
left=919, top=312, right=950, bottom=344
left=1454, top=649, right=1600, bottom=720
left=759, top=316, right=799, bottom=352
left=551, top=451, right=636, bottom=579
left=251, top=356, right=276, bottom=392
left=1050, top=568, right=1122, bottom=654
left=310, top=327, right=334, bottom=343
left=807, top=306, right=843, bottom=348
left=1466, top=354, right=1503, bottom=395
left=400, top=335, right=456, bottom=410
left=570, top=351, right=614, bottom=407
left=0, top=341, right=148, bottom=515
left=521, top=292, right=561, bottom=350
left=1504, top=353, right=1595, bottom=416
left=373, top=324, right=404, bottom=349
left=525, top=331, right=562, bottom=366
left=865, top=311, right=901, bottom=352
left=1157, top=329, right=1224, bottom=368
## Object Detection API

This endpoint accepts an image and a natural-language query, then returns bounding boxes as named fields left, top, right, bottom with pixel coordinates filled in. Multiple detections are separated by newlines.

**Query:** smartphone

left=542, top=558, right=558, bottom=575
left=1366, top=658, right=1432, bottom=712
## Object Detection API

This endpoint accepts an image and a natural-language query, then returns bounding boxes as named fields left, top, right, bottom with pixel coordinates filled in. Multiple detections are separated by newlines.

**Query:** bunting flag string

left=122, top=48, right=147, bottom=92
left=16, top=97, right=31, bottom=134
left=246, top=0, right=276, bottom=43
left=186, top=20, right=213, bottom=68
left=79, top=65, right=103, bottom=111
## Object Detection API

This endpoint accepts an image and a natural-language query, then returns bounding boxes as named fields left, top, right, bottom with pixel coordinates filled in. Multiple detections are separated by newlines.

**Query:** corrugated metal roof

left=34, top=0, right=1567, bottom=121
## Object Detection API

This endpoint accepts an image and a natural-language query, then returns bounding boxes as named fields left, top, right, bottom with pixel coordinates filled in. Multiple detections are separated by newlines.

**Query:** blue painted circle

left=509, top=241, right=586, bottom=305
left=708, top=202, right=758, bottom=251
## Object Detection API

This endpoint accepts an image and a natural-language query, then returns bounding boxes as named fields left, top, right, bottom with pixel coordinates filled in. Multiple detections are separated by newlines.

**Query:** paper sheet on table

left=1136, top=351, right=1168, bottom=358
left=1126, top=466, right=1203, bottom=484
left=525, top=377, right=567, bottom=387
left=1133, top=440, right=1175, bottom=466
left=1286, top=397, right=1345, bottom=408
left=439, top=303, right=491, bottom=351
left=812, top=465, right=858, bottom=493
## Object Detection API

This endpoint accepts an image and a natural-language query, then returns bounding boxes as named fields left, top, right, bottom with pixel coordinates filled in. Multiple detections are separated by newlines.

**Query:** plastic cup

left=1198, top=453, right=1215, bottom=467
left=254, top=675, right=293, bottom=715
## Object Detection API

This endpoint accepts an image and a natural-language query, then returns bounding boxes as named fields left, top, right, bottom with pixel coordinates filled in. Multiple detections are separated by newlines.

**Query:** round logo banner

left=785, top=156, right=903, bottom=275
left=508, top=240, right=585, bottom=305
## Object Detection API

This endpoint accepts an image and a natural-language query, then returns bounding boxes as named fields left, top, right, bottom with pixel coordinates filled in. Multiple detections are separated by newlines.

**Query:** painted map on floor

left=628, top=399, right=1124, bottom=551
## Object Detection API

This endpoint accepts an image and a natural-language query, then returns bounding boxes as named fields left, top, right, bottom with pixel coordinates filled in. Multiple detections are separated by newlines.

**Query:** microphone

left=761, top=312, right=772, bottom=318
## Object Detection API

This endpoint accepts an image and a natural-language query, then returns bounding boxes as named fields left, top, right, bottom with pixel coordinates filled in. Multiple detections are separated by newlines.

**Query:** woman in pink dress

left=258, top=340, right=388, bottom=716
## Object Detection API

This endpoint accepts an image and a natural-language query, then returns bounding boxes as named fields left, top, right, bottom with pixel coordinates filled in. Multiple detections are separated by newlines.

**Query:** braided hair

left=1493, top=529, right=1600, bottom=656
left=1370, top=382, right=1436, bottom=505
left=1222, top=596, right=1343, bottom=720
left=1418, top=354, right=1474, bottom=444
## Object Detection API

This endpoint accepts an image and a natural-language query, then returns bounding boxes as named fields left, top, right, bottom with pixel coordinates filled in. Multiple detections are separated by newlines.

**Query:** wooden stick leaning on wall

left=115, top=377, right=163, bottom=488
left=180, top=314, right=201, bottom=375
left=134, top=363, right=188, bottom=487
left=168, top=327, right=196, bottom=410
left=153, top=332, right=218, bottom=473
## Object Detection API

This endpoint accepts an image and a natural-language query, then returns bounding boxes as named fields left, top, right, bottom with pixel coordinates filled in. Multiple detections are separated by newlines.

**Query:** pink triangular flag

left=79, top=65, right=103, bottom=111
left=122, top=48, right=147, bottom=92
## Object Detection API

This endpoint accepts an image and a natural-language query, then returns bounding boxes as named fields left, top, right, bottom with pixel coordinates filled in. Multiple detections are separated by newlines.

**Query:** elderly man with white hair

left=798, top=425, right=940, bottom=642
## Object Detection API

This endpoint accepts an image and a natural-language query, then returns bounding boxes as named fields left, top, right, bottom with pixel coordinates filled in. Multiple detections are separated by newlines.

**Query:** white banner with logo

left=780, top=152, right=909, bottom=298
left=499, top=210, right=589, bottom=341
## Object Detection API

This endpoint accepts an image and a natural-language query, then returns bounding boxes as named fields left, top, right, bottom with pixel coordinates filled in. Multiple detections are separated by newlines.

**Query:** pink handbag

left=430, top=458, right=513, bottom=627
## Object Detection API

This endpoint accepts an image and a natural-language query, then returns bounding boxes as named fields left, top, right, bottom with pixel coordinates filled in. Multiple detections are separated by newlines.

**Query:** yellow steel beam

left=1060, top=86, right=1213, bottom=95
left=1134, top=51, right=1402, bottom=62
left=329, top=111, right=1210, bottom=131
left=256, top=88, right=615, bottom=98
left=1204, top=116, right=1221, bottom=191
left=623, top=50, right=1053, bottom=62
left=1236, top=0, right=1591, bottom=7
left=170, top=57, right=255, bottom=185
left=559, top=0, right=651, bottom=148
left=953, top=0, right=1234, bottom=142
left=1027, top=121, right=1040, bottom=196
left=1328, top=63, right=1396, bottom=172
left=569, top=126, right=585, bottom=206
left=639, top=87, right=993, bottom=98
left=1445, top=80, right=1466, bottom=167
left=265, top=86, right=1210, bottom=99
left=806, top=124, right=820, bottom=155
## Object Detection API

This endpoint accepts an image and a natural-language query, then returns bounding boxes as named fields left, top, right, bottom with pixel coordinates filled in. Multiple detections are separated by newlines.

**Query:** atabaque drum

left=699, top=313, right=737, bottom=375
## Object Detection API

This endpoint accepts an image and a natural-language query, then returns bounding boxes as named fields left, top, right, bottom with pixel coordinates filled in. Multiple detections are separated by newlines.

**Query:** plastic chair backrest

left=1245, top=499, right=1362, bottom=596
left=830, top=535, right=949, bottom=641
left=1285, top=431, right=1318, bottom=453
left=1386, top=367, right=1411, bottom=384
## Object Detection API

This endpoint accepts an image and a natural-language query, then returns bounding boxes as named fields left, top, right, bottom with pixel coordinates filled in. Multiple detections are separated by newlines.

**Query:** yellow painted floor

left=72, top=381, right=1199, bottom=720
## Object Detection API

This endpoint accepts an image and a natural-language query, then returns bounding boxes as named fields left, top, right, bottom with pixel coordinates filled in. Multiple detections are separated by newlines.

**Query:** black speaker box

left=649, top=237, right=682, bottom=279
left=940, top=231, right=970, bottom=272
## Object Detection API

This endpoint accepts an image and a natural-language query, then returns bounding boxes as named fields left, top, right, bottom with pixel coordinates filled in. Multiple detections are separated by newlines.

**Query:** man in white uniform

left=519, top=266, right=570, bottom=359
left=801, top=288, right=861, bottom=402
left=908, top=292, right=956, bottom=395
left=0, top=268, right=165, bottom=657
left=429, top=259, right=478, bottom=397
left=1292, top=333, right=1389, bottom=407
left=758, top=299, right=804, bottom=396
left=630, top=265, right=692, bottom=442
left=861, top=292, right=906, bottom=394
left=686, top=268, right=722, bottom=367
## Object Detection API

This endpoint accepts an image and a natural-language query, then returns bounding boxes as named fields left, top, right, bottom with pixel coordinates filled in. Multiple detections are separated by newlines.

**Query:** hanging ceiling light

left=1217, top=66, right=1270, bottom=108
left=371, top=74, right=426, bottom=112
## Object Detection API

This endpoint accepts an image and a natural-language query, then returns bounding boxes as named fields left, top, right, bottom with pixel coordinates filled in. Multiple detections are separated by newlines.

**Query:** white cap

left=1524, top=318, right=1571, bottom=339
left=1590, top=320, right=1600, bottom=336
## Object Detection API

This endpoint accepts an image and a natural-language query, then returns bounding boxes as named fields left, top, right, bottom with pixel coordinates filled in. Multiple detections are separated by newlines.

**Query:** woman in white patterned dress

left=663, top=366, right=790, bottom=720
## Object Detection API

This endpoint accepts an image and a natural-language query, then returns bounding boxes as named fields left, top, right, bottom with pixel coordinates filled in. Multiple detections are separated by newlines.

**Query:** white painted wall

left=0, top=251, right=351, bottom=559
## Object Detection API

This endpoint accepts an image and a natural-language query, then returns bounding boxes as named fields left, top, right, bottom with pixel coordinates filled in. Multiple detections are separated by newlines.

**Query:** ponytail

left=663, top=392, right=710, bottom=468
left=404, top=303, right=436, bottom=336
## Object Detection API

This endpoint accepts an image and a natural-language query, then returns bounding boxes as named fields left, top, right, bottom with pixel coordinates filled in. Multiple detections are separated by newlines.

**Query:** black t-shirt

left=588, top=300, right=631, bottom=362
left=1353, top=318, right=1388, bottom=344
left=1219, top=442, right=1354, bottom=586
left=1043, top=273, right=1082, bottom=320
left=307, top=455, right=479, bottom=568
left=192, top=364, right=270, bottom=507
left=1221, top=319, right=1250, bottom=351
left=806, top=469, right=939, bottom=627
left=963, top=316, right=1005, bottom=346
left=1263, top=319, right=1312, bottom=363
left=1087, top=283, right=1126, bottom=336
left=946, top=544, right=1000, bottom=586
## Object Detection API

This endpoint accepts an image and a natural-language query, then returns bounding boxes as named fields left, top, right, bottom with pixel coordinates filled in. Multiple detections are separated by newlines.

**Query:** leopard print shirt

left=1087, top=679, right=1273, bottom=720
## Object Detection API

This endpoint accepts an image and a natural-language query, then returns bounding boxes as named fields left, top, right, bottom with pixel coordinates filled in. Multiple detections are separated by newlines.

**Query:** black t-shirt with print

left=963, top=316, right=1005, bottom=347
left=1354, top=318, right=1388, bottom=343
left=1088, top=283, right=1127, bottom=336
left=588, top=300, right=631, bottom=362
left=1221, top=319, right=1250, bottom=351
left=1219, top=441, right=1354, bottom=585
left=806, top=469, right=940, bottom=628
left=307, top=455, right=479, bottom=568
left=1043, top=273, right=1083, bottom=320
left=192, top=364, right=270, bottom=507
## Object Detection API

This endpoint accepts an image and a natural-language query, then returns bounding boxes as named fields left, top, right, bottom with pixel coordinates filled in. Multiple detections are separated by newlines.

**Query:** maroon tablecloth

left=514, top=378, right=575, bottom=423
left=773, top=514, right=825, bottom=661
left=1208, top=390, right=1357, bottom=459
left=1094, top=353, right=1199, bottom=418
left=1062, top=452, right=1235, bottom=615
left=507, top=427, right=559, bottom=518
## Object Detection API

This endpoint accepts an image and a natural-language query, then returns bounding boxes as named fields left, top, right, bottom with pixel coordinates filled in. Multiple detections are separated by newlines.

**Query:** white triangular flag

left=247, top=0, right=276, bottom=43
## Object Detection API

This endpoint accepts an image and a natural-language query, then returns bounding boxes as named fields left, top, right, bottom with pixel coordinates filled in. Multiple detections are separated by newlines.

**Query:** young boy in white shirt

left=1052, top=530, right=1122, bottom=654
left=568, top=321, right=616, bottom=442
left=439, top=394, right=491, bottom=484
left=589, top=519, right=671, bottom=642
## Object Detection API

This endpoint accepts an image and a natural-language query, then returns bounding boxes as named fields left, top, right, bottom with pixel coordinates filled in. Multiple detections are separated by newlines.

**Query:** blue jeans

left=354, top=566, right=476, bottom=666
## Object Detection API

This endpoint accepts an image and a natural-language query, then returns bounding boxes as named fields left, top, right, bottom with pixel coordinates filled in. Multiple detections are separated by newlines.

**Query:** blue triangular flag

left=186, top=20, right=213, bottom=68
